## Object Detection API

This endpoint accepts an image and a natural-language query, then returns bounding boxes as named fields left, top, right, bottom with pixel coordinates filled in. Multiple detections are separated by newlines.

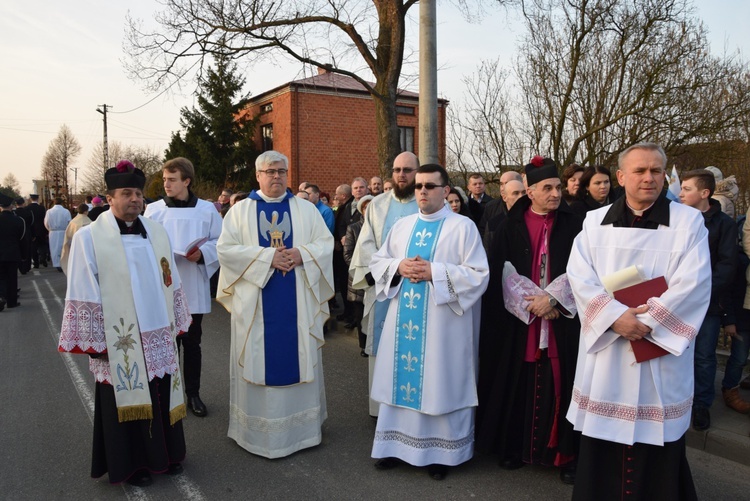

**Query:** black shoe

left=360, top=349, right=369, bottom=358
left=374, top=457, right=402, bottom=470
left=0, top=298, right=5, bottom=312
left=692, top=406, right=710, bottom=431
left=127, top=469, right=153, bottom=487
left=427, top=464, right=448, bottom=480
left=41, top=260, right=48, bottom=267
left=7, top=302, right=20, bottom=308
left=56, top=267, right=63, bottom=272
left=499, top=456, right=524, bottom=470
left=33, top=264, right=39, bottom=269
left=560, top=463, right=576, bottom=485
left=187, top=396, right=208, bottom=417
left=166, top=463, right=183, bottom=475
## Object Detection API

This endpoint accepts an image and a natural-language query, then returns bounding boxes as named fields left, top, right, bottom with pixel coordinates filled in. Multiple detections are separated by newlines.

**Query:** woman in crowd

left=569, top=165, right=613, bottom=216
left=562, top=164, right=585, bottom=205
left=447, top=187, right=471, bottom=217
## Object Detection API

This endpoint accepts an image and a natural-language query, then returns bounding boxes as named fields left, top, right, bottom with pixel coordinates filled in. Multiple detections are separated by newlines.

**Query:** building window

left=261, top=103, right=273, bottom=113
left=261, top=124, right=273, bottom=151
left=396, top=105, right=415, bottom=116
left=398, top=126, right=414, bottom=153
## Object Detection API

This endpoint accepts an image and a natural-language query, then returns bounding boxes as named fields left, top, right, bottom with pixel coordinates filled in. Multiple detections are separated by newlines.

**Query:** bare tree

left=1, top=173, right=21, bottom=195
left=81, top=141, right=163, bottom=195
left=513, top=0, right=750, bottom=167
left=41, top=124, right=81, bottom=201
left=447, top=58, right=524, bottom=187
left=124, top=0, right=426, bottom=174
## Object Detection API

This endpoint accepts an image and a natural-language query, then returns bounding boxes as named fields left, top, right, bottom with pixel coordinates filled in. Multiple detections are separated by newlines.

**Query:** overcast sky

left=1, top=0, right=748, bottom=195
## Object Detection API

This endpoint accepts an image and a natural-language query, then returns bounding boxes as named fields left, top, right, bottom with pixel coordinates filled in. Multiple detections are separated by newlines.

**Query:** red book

left=613, top=276, right=670, bottom=363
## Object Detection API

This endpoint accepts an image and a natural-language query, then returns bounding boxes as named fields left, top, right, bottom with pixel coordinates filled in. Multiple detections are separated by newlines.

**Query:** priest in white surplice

left=369, top=164, right=488, bottom=481
left=45, top=197, right=71, bottom=270
left=58, top=164, right=191, bottom=487
left=566, top=143, right=710, bottom=500
left=350, top=151, right=419, bottom=417
left=217, top=150, right=334, bottom=459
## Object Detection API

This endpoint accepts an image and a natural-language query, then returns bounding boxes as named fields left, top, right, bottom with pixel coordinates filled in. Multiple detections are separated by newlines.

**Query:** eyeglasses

left=393, top=167, right=415, bottom=174
left=258, top=169, right=288, bottom=177
left=414, top=183, right=446, bottom=190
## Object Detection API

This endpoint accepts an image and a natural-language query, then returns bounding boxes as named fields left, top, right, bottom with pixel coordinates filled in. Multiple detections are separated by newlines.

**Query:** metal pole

left=96, top=104, right=111, bottom=169
left=418, top=0, right=439, bottom=165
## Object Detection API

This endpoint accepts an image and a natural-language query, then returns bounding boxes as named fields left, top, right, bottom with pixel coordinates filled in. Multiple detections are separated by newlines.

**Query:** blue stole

left=372, top=197, right=418, bottom=356
left=392, top=216, right=444, bottom=410
left=250, top=190, right=300, bottom=386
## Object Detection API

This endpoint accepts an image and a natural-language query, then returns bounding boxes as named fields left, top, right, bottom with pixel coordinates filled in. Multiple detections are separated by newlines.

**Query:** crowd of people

left=1, top=143, right=748, bottom=500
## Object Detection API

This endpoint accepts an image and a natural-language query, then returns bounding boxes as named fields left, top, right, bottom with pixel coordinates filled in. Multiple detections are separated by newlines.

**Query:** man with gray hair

left=369, top=176, right=384, bottom=196
left=479, top=170, right=523, bottom=250
left=217, top=150, right=334, bottom=458
left=566, top=143, right=710, bottom=498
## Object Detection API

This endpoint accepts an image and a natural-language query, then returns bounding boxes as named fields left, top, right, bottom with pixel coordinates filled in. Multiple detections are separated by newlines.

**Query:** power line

left=110, top=59, right=201, bottom=115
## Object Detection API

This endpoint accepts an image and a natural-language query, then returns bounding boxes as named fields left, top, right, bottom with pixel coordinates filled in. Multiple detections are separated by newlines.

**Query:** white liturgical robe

left=45, top=204, right=72, bottom=267
left=216, top=191, right=334, bottom=459
left=145, top=197, right=222, bottom=314
left=566, top=201, right=710, bottom=446
left=369, top=206, right=488, bottom=466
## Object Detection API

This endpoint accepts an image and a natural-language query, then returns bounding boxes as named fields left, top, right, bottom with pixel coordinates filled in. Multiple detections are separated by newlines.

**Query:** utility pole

left=96, top=104, right=111, bottom=169
left=418, top=0, right=439, bottom=165
left=71, top=167, right=78, bottom=202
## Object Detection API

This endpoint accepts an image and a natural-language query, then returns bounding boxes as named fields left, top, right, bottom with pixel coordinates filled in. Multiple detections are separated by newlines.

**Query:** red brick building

left=242, top=69, right=448, bottom=193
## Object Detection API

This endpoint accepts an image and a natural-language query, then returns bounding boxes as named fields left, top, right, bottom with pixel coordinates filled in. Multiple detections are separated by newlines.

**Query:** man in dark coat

left=0, top=194, right=26, bottom=309
left=333, top=183, right=360, bottom=322
left=476, top=156, right=582, bottom=485
left=13, top=197, right=33, bottom=274
left=27, top=194, right=49, bottom=267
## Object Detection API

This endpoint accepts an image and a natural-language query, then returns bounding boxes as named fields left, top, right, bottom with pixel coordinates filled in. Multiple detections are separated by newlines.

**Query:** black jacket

left=334, top=196, right=359, bottom=252
left=702, top=198, right=738, bottom=316
left=27, top=202, right=47, bottom=239
left=0, top=211, right=26, bottom=262
left=477, top=195, right=583, bottom=458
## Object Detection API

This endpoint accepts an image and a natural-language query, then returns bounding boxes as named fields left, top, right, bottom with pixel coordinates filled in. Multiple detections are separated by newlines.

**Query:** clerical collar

left=601, top=193, right=671, bottom=228
left=625, top=200, right=655, bottom=217
left=419, top=205, right=450, bottom=221
left=249, top=189, right=294, bottom=203
left=529, top=207, right=555, bottom=217
left=115, top=216, right=148, bottom=238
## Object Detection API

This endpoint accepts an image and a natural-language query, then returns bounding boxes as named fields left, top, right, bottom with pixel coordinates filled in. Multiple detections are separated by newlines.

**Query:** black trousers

left=31, top=236, right=49, bottom=266
left=0, top=260, right=19, bottom=306
left=177, top=313, right=203, bottom=397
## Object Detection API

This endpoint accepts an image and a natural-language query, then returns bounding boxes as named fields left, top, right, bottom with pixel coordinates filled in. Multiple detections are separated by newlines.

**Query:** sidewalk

left=685, top=353, right=750, bottom=466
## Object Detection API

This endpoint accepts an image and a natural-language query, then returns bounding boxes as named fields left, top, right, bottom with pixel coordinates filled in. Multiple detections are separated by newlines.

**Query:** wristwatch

left=548, top=296, right=558, bottom=308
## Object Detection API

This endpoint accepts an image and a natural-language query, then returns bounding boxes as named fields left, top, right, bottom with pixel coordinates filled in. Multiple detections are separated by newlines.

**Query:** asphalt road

left=2, top=267, right=750, bottom=500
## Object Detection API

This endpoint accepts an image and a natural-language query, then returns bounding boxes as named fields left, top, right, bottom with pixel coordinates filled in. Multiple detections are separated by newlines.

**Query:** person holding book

left=145, top=157, right=223, bottom=417
left=679, top=169, right=739, bottom=429
left=566, top=143, right=711, bottom=499
left=476, top=156, right=582, bottom=485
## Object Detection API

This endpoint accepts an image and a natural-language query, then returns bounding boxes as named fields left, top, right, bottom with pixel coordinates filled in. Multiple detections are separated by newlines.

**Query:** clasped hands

left=612, top=304, right=651, bottom=341
left=272, top=246, right=302, bottom=273
left=524, top=294, right=559, bottom=320
left=398, top=255, right=432, bottom=283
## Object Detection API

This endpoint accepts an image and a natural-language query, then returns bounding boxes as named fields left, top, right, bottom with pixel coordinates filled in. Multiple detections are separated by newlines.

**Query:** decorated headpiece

left=105, top=160, right=146, bottom=190
left=524, top=155, right=559, bottom=186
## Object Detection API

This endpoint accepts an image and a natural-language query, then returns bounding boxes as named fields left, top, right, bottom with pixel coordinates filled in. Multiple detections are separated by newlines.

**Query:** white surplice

left=369, top=206, right=488, bottom=466
left=144, top=198, right=222, bottom=314
left=216, top=192, right=334, bottom=459
left=566, top=202, right=711, bottom=446
left=45, top=204, right=72, bottom=267
left=58, top=211, right=192, bottom=383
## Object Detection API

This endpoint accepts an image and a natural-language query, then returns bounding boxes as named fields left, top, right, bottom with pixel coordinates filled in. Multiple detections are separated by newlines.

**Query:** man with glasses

left=351, top=151, right=420, bottom=417
left=368, top=164, right=488, bottom=480
left=477, top=156, right=582, bottom=485
left=217, top=150, right=334, bottom=459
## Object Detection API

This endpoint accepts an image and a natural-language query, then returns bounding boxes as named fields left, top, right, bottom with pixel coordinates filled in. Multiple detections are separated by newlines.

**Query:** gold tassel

left=117, top=404, right=154, bottom=423
left=170, top=403, right=187, bottom=425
